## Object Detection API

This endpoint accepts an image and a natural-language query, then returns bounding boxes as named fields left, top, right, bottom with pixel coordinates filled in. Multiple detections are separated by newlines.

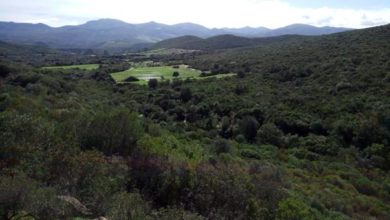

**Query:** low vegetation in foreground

left=0, top=24, right=389, bottom=220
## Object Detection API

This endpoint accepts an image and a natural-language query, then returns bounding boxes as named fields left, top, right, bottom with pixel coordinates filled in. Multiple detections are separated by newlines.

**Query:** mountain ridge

left=0, top=19, right=353, bottom=50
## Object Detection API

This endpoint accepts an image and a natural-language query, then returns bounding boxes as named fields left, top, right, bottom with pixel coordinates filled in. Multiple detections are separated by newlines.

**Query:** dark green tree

left=148, top=79, right=158, bottom=89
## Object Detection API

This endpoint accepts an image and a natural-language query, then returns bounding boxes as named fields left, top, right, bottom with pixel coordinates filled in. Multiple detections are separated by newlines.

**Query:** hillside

left=153, top=35, right=261, bottom=50
left=184, top=23, right=390, bottom=82
left=0, top=19, right=352, bottom=50
left=153, top=34, right=311, bottom=50
left=264, top=24, right=352, bottom=36
left=0, top=22, right=389, bottom=220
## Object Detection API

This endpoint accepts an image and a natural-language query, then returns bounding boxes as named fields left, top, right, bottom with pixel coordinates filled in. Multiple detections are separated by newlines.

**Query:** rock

left=58, top=195, right=92, bottom=216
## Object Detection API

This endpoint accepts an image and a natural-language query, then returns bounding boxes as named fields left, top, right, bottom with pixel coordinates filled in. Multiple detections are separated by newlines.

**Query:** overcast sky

left=0, top=0, right=390, bottom=28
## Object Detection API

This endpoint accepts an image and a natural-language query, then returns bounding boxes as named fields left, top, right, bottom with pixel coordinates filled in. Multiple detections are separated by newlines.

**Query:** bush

left=47, top=150, right=129, bottom=215
left=11, top=72, right=41, bottom=87
left=276, top=197, right=314, bottom=220
left=234, top=84, right=247, bottom=95
left=124, top=76, right=139, bottom=82
left=106, top=192, right=151, bottom=220
left=352, top=177, right=377, bottom=196
left=172, top=71, right=180, bottom=77
left=237, top=71, right=245, bottom=78
left=154, top=208, right=205, bottom=220
left=0, top=63, right=11, bottom=78
left=0, top=174, right=69, bottom=219
left=241, top=149, right=262, bottom=160
left=180, top=87, right=192, bottom=102
left=299, top=135, right=339, bottom=156
left=148, top=79, right=158, bottom=89
left=214, top=139, right=231, bottom=154
left=220, top=116, right=233, bottom=138
left=257, top=123, right=284, bottom=147
left=239, top=116, right=260, bottom=142
left=81, top=109, right=143, bottom=155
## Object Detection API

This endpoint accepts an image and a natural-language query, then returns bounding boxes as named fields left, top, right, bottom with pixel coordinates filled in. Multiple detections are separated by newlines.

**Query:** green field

left=42, top=64, right=99, bottom=70
left=111, top=65, right=236, bottom=85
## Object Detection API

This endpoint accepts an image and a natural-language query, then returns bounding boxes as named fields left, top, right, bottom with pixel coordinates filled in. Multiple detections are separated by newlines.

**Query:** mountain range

left=0, top=19, right=352, bottom=50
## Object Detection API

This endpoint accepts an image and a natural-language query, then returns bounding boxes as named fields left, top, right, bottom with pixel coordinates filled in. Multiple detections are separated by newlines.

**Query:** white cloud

left=0, top=0, right=389, bottom=28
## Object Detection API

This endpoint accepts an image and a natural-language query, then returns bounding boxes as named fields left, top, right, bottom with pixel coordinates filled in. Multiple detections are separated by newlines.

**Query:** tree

left=257, top=123, right=284, bottom=147
left=237, top=71, right=245, bottom=78
left=234, top=84, right=247, bottom=95
left=239, top=116, right=260, bottom=142
left=148, top=79, right=158, bottom=89
left=172, top=71, right=180, bottom=77
left=180, top=87, right=192, bottom=102
left=0, top=64, right=11, bottom=78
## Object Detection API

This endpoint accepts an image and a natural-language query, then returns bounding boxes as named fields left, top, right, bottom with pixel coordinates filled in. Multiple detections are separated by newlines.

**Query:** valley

left=0, top=17, right=389, bottom=220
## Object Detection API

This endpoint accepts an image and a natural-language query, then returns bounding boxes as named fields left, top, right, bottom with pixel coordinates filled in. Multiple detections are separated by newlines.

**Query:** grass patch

left=42, top=64, right=99, bottom=70
left=111, top=65, right=236, bottom=85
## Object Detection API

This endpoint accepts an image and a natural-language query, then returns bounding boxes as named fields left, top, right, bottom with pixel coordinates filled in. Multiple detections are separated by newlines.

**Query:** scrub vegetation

left=0, top=24, right=389, bottom=220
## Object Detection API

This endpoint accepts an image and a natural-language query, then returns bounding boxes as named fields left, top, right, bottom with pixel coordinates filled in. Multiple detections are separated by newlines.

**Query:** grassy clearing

left=42, top=64, right=99, bottom=70
left=111, top=65, right=199, bottom=84
left=111, top=65, right=236, bottom=85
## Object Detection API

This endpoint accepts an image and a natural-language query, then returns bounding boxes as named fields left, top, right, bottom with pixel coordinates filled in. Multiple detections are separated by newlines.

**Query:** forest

left=0, top=23, right=389, bottom=220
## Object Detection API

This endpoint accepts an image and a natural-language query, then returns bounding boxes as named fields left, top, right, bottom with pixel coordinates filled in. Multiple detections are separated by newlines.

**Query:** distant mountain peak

left=80, top=19, right=130, bottom=29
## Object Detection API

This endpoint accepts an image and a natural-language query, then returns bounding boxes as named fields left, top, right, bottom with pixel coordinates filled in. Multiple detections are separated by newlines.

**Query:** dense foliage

left=0, top=24, right=389, bottom=219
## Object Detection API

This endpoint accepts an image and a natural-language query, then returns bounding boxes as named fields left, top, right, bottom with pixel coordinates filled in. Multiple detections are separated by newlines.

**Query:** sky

left=0, top=0, right=390, bottom=29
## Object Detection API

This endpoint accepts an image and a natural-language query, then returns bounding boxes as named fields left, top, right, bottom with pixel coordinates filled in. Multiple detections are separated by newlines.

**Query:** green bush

left=0, top=174, right=70, bottom=219
left=11, top=72, right=41, bottom=87
left=180, top=87, right=192, bottom=102
left=276, top=197, right=314, bottom=220
left=106, top=192, right=151, bottom=220
left=257, top=123, right=284, bottom=147
left=81, top=109, right=143, bottom=155
left=239, top=116, right=260, bottom=142
left=148, top=79, right=158, bottom=89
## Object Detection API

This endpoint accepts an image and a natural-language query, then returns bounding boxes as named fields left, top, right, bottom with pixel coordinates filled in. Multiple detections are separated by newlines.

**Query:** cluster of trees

left=1, top=24, right=390, bottom=219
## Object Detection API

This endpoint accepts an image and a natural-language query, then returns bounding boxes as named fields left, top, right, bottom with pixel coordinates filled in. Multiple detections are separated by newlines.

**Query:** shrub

left=81, top=109, right=143, bottom=155
left=0, top=63, right=11, bottom=78
left=124, top=76, right=139, bottom=82
left=237, top=71, right=245, bottom=78
left=220, top=116, right=233, bottom=138
left=0, top=174, right=69, bottom=219
left=234, top=84, right=247, bottom=95
left=172, top=71, right=180, bottom=77
left=106, top=192, right=151, bottom=220
left=299, top=135, right=339, bottom=156
left=155, top=208, right=205, bottom=220
left=180, top=87, right=192, bottom=102
left=239, top=116, right=260, bottom=142
left=241, top=149, right=262, bottom=160
left=352, top=177, right=377, bottom=196
left=11, top=72, right=41, bottom=87
left=257, top=123, right=284, bottom=147
left=276, top=197, right=314, bottom=220
left=148, top=79, right=158, bottom=89
left=214, top=139, right=231, bottom=154
left=47, top=150, right=129, bottom=215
